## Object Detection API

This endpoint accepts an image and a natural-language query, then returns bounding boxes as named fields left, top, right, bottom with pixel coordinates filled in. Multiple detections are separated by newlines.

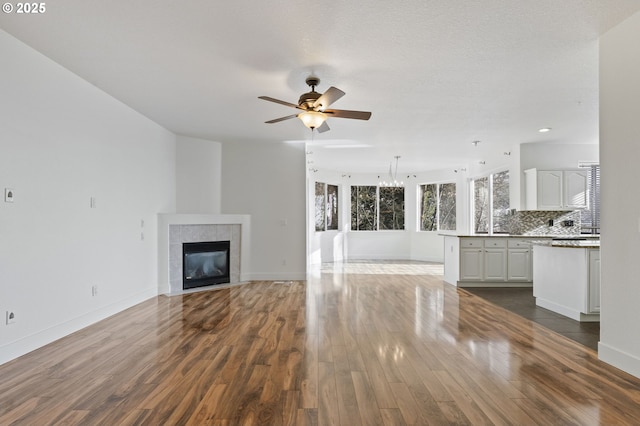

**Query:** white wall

left=176, top=135, right=221, bottom=214
left=221, top=141, right=306, bottom=280
left=520, top=143, right=598, bottom=171
left=599, top=10, right=640, bottom=378
left=0, top=30, right=176, bottom=365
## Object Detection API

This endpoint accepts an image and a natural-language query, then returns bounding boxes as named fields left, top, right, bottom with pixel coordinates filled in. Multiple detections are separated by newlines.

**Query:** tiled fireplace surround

left=158, top=214, right=251, bottom=294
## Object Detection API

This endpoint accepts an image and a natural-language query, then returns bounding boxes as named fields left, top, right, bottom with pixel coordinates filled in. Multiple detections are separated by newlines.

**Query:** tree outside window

left=439, top=183, right=457, bottom=230
left=351, top=185, right=404, bottom=231
left=351, top=186, right=377, bottom=230
left=473, top=171, right=510, bottom=234
left=315, top=182, right=340, bottom=232
left=474, top=177, right=490, bottom=233
left=492, top=171, right=510, bottom=233
left=315, top=182, right=325, bottom=232
left=420, top=183, right=456, bottom=231
left=379, top=187, right=405, bottom=230
left=326, top=184, right=339, bottom=230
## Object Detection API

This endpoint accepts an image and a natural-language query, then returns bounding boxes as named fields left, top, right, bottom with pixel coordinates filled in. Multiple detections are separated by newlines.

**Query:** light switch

left=5, top=188, right=14, bottom=203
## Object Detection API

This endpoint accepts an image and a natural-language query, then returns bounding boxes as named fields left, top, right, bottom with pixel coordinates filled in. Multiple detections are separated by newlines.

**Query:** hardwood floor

left=463, top=287, right=600, bottom=351
left=2, top=260, right=640, bottom=425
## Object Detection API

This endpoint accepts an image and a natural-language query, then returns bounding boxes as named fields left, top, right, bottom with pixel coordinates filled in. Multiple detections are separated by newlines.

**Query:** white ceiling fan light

left=298, top=110, right=327, bottom=130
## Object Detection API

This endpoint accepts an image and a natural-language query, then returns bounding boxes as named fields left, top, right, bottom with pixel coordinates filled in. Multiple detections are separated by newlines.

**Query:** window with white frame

left=315, top=182, right=339, bottom=231
left=472, top=170, right=510, bottom=234
left=419, top=183, right=456, bottom=231
left=351, top=185, right=405, bottom=230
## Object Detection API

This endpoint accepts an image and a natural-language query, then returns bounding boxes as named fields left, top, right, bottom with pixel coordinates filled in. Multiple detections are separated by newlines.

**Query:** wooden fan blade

left=313, top=87, right=345, bottom=110
left=258, top=96, right=301, bottom=110
left=265, top=114, right=298, bottom=124
left=317, top=121, right=330, bottom=133
left=324, top=109, right=372, bottom=120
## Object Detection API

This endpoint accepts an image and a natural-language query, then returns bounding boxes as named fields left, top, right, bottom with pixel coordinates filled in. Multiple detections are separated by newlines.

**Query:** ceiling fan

left=258, top=77, right=372, bottom=133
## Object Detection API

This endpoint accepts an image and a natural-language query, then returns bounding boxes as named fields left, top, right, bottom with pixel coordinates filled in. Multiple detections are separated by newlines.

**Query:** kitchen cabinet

left=524, top=169, right=588, bottom=210
left=460, top=239, right=483, bottom=281
left=588, top=249, right=601, bottom=314
left=484, top=239, right=507, bottom=281
left=455, top=238, right=531, bottom=286
left=532, top=244, right=600, bottom=321
left=507, top=239, right=532, bottom=281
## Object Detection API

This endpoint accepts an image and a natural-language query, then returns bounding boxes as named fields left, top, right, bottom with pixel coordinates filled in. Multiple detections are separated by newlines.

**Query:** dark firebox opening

left=182, top=240, right=230, bottom=290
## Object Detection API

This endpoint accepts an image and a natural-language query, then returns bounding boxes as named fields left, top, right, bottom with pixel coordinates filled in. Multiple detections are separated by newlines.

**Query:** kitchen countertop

left=441, top=234, right=599, bottom=239
left=531, top=240, right=600, bottom=248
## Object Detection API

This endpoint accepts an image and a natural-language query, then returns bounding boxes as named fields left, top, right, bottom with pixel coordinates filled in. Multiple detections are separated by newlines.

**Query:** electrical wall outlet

left=6, top=311, right=16, bottom=325
left=91, top=285, right=98, bottom=297
left=5, top=188, right=14, bottom=203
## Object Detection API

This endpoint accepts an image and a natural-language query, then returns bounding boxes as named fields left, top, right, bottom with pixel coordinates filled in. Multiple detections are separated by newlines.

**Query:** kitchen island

left=532, top=240, right=600, bottom=322
left=443, top=234, right=556, bottom=287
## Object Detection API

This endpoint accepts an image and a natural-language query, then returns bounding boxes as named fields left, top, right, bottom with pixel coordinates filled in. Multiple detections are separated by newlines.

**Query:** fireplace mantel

left=157, top=214, right=251, bottom=294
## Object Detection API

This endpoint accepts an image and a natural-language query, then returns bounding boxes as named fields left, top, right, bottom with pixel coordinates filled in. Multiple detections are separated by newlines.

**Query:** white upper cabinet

left=524, top=168, right=588, bottom=210
left=563, top=170, right=589, bottom=209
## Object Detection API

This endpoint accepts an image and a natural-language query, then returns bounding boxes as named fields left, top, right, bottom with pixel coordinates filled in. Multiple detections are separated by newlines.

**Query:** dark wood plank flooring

left=1, top=261, right=638, bottom=425
left=463, top=287, right=600, bottom=351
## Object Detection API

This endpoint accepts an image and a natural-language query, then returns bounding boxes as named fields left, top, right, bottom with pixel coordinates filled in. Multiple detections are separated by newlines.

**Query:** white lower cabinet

left=588, top=249, right=601, bottom=314
left=507, top=249, right=531, bottom=281
left=460, top=248, right=483, bottom=280
left=460, top=238, right=484, bottom=281
left=459, top=238, right=532, bottom=286
left=484, top=248, right=507, bottom=281
left=507, top=239, right=532, bottom=281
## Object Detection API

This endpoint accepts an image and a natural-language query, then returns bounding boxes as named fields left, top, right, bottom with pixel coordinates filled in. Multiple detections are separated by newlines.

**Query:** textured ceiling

left=1, top=1, right=639, bottom=173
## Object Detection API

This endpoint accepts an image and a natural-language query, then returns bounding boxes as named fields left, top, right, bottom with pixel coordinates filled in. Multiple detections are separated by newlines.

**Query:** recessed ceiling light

left=539, top=127, right=552, bottom=133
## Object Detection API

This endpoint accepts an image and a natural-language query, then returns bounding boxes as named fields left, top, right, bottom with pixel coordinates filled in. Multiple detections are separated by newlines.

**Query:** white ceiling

left=2, top=1, right=639, bottom=174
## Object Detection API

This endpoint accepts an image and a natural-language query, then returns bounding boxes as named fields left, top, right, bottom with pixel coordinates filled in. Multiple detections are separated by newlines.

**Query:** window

left=315, top=182, right=340, bottom=231
left=351, top=186, right=377, bottom=230
left=474, top=177, right=489, bottom=233
left=326, top=184, right=339, bottom=230
left=472, top=170, right=509, bottom=234
left=492, top=170, right=510, bottom=233
left=420, top=183, right=456, bottom=231
left=581, top=165, right=600, bottom=234
left=379, top=187, right=405, bottom=230
left=314, top=182, right=325, bottom=231
left=351, top=185, right=405, bottom=230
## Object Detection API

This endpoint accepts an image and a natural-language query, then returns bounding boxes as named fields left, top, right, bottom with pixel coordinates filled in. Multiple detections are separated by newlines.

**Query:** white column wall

left=598, top=10, right=640, bottom=378
left=176, top=135, right=222, bottom=214
left=221, top=141, right=306, bottom=281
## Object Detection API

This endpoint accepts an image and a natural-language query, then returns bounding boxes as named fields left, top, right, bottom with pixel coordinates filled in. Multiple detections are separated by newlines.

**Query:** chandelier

left=379, top=156, right=404, bottom=187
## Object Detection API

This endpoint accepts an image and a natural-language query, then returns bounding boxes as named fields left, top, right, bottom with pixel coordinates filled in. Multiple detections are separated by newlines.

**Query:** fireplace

left=182, top=241, right=230, bottom=290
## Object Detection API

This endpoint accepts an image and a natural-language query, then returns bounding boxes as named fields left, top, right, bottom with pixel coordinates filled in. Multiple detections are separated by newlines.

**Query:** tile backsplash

left=505, top=210, right=581, bottom=236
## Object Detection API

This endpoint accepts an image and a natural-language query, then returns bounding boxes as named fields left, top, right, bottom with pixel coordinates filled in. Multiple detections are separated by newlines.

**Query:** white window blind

left=581, top=165, right=600, bottom=234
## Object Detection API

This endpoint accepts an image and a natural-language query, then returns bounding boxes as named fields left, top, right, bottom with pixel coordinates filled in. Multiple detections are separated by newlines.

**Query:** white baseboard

left=535, top=298, right=599, bottom=322
left=535, top=298, right=582, bottom=321
left=0, top=289, right=157, bottom=366
left=599, top=341, right=640, bottom=379
left=410, top=255, right=445, bottom=263
left=247, top=272, right=307, bottom=281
